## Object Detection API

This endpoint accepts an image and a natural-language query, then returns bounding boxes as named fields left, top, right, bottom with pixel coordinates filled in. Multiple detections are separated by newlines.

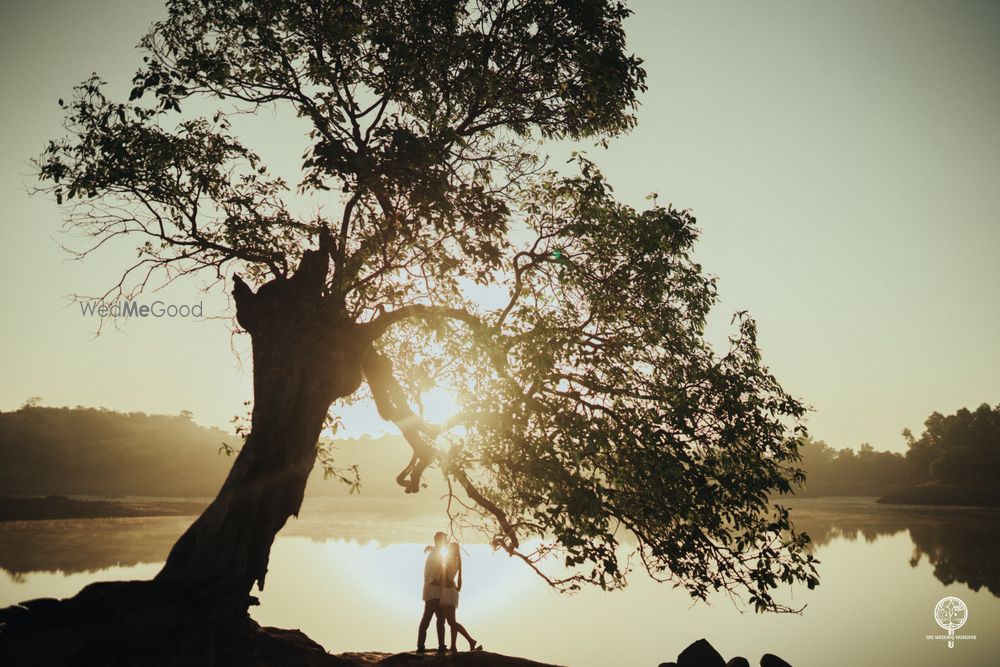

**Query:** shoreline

left=4, top=492, right=998, bottom=523
left=876, top=483, right=1000, bottom=508
left=0, top=496, right=208, bottom=522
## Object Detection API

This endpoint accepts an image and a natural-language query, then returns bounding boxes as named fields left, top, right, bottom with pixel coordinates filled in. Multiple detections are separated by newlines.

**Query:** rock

left=677, top=638, right=726, bottom=667
left=726, top=659, right=750, bottom=667
left=657, top=663, right=679, bottom=667
left=19, top=597, right=63, bottom=613
left=760, top=654, right=793, bottom=667
left=251, top=626, right=353, bottom=666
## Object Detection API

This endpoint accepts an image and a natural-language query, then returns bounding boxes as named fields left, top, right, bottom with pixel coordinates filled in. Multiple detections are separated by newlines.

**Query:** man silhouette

left=416, top=531, right=448, bottom=653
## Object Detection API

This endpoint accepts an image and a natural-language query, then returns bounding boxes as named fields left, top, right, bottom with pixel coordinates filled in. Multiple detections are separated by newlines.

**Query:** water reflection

left=0, top=517, right=188, bottom=579
left=787, top=498, right=1000, bottom=598
left=0, top=497, right=447, bottom=578
left=908, top=522, right=1000, bottom=597
left=2, top=498, right=999, bottom=667
left=3, top=498, right=997, bottom=597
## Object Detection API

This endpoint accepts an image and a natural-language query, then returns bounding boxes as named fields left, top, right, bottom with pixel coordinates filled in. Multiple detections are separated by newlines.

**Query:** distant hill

left=0, top=405, right=425, bottom=498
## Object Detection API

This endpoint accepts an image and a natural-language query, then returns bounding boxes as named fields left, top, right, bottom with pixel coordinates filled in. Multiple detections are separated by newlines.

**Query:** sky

left=0, top=0, right=998, bottom=451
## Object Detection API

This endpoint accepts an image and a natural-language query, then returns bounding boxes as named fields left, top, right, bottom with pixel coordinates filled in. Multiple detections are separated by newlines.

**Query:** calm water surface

left=1, top=497, right=998, bottom=666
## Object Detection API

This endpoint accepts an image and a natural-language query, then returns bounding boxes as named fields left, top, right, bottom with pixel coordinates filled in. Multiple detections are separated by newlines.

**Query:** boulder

left=726, top=659, right=751, bottom=667
left=760, top=654, right=793, bottom=667
left=677, top=639, right=726, bottom=667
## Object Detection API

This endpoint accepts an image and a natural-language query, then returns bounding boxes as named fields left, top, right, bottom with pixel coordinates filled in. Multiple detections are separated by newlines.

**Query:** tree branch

left=361, top=348, right=518, bottom=549
left=360, top=304, right=487, bottom=343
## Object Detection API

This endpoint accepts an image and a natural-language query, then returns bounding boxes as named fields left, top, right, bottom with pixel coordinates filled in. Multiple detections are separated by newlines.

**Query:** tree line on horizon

left=799, top=402, right=1000, bottom=497
left=0, top=402, right=420, bottom=498
left=2, top=401, right=997, bottom=500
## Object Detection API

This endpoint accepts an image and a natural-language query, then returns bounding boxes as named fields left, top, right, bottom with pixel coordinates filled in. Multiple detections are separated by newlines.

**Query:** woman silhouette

left=440, top=542, right=482, bottom=652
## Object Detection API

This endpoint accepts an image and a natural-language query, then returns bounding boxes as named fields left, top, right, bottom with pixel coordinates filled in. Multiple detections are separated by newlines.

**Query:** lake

left=1, top=497, right=997, bottom=666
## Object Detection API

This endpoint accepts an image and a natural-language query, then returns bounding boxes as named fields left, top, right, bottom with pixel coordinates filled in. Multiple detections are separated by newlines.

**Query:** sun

left=420, top=386, right=461, bottom=427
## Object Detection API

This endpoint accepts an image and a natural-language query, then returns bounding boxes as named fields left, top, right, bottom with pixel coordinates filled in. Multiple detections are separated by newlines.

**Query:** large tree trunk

left=0, top=238, right=370, bottom=666
left=155, top=311, right=360, bottom=603
left=156, top=233, right=365, bottom=608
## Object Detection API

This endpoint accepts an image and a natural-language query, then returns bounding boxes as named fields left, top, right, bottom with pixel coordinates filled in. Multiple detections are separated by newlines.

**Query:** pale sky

left=1, top=0, right=998, bottom=451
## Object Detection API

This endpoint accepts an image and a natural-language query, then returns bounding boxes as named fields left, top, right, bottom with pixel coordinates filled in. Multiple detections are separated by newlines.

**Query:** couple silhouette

left=416, top=531, right=483, bottom=653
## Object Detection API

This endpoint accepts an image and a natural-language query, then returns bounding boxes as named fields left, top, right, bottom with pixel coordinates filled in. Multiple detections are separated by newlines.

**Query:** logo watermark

left=926, top=596, right=976, bottom=648
left=78, top=300, right=203, bottom=318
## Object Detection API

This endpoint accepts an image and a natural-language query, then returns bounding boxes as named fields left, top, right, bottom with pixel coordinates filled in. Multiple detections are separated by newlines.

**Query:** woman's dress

left=440, top=557, right=460, bottom=608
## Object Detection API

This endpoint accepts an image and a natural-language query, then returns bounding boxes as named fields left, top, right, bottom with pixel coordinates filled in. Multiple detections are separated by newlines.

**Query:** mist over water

left=2, top=497, right=998, bottom=666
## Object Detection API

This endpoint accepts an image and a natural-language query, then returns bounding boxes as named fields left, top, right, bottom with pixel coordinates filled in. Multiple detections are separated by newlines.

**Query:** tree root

left=0, top=579, right=350, bottom=667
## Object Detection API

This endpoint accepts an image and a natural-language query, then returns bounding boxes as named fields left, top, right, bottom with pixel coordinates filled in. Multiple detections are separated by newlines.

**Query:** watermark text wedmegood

left=78, top=300, right=203, bottom=318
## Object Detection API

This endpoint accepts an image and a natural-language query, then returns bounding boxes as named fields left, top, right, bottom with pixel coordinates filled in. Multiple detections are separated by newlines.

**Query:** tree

left=20, top=395, right=43, bottom=410
left=5, top=0, right=817, bottom=663
left=798, top=438, right=911, bottom=497
left=904, top=403, right=1000, bottom=485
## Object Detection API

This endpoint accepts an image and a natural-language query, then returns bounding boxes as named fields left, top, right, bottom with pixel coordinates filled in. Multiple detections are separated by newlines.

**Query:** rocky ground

left=0, top=590, right=565, bottom=667
left=338, top=649, right=560, bottom=666
left=246, top=626, right=562, bottom=666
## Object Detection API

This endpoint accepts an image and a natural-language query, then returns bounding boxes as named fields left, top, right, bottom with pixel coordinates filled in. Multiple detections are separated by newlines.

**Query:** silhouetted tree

left=904, top=403, right=1000, bottom=484
left=10, top=0, right=817, bottom=662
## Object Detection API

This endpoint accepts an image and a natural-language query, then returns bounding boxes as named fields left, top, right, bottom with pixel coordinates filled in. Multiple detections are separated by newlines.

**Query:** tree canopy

left=905, top=403, right=1000, bottom=485
left=36, top=0, right=818, bottom=612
